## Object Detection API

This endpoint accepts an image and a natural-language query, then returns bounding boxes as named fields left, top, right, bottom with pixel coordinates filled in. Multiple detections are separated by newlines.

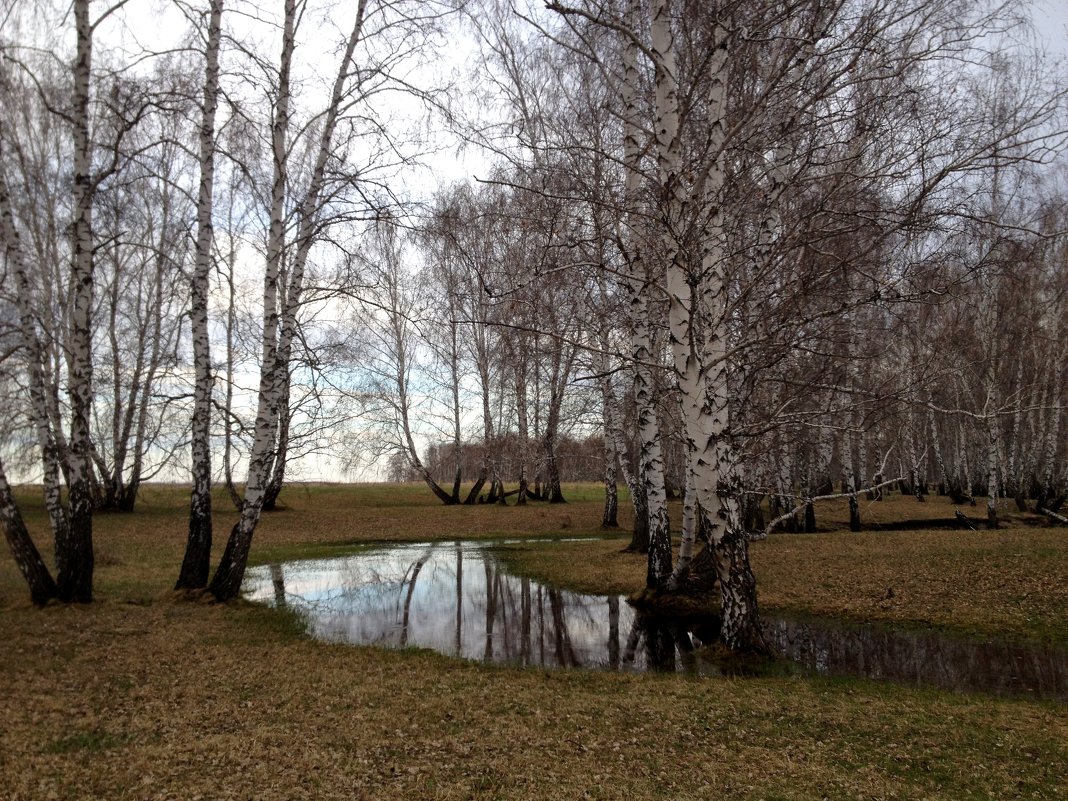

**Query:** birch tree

left=176, top=0, right=224, bottom=589
left=1, top=0, right=160, bottom=602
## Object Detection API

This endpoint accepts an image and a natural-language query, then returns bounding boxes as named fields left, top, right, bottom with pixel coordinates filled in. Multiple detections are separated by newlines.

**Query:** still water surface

left=243, top=540, right=1067, bottom=701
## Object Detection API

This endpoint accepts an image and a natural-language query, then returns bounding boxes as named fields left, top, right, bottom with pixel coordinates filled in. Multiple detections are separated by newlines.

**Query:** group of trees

left=0, top=0, right=454, bottom=603
left=2, top=0, right=1066, bottom=652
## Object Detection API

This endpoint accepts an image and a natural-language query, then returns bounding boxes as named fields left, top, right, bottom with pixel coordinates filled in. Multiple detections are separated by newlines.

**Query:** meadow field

left=1, top=483, right=1065, bottom=800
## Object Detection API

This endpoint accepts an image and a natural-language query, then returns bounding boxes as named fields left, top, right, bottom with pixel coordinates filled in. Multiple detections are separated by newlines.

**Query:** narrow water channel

left=242, top=541, right=1067, bottom=701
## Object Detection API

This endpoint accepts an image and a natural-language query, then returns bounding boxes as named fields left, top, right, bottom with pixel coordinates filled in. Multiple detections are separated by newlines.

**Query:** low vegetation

left=2, top=483, right=1066, bottom=800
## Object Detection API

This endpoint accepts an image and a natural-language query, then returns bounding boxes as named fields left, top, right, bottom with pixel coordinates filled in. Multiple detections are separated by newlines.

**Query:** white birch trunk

left=0, top=455, right=58, bottom=605
left=666, top=459, right=697, bottom=590
left=210, top=0, right=374, bottom=597
left=209, top=0, right=296, bottom=600
left=178, top=0, right=223, bottom=589
left=621, top=0, right=670, bottom=577
left=268, top=0, right=369, bottom=505
left=1040, top=351, right=1064, bottom=501
left=648, top=1, right=762, bottom=647
left=63, top=0, right=97, bottom=602
left=978, top=261, right=1000, bottom=528
left=0, top=137, right=70, bottom=564
left=600, top=401, right=619, bottom=528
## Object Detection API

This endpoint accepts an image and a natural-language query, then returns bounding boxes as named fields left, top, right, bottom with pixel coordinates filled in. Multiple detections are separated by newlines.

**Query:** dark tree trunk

left=516, top=469, right=528, bottom=506
left=0, top=462, right=58, bottom=605
left=270, top=563, right=286, bottom=606
left=463, top=462, right=488, bottom=505
left=607, top=595, right=620, bottom=669
left=602, top=481, right=619, bottom=528
left=803, top=499, right=816, bottom=533
left=117, top=480, right=139, bottom=513
left=177, top=446, right=213, bottom=590
left=715, top=525, right=769, bottom=655
left=451, top=465, right=462, bottom=504
left=848, top=493, right=861, bottom=532
left=208, top=511, right=258, bottom=602
left=741, top=494, right=765, bottom=534
left=261, top=474, right=284, bottom=511
left=178, top=505, right=213, bottom=590
left=948, top=482, right=971, bottom=505
left=544, top=436, right=565, bottom=503
left=261, top=406, right=289, bottom=511
left=638, top=615, right=677, bottom=671
left=626, top=481, right=649, bottom=553
left=58, top=476, right=94, bottom=603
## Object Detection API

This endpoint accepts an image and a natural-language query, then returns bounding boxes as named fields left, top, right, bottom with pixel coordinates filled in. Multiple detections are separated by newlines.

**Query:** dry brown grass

left=496, top=524, right=1068, bottom=644
left=2, top=483, right=1067, bottom=800
left=2, top=599, right=1066, bottom=801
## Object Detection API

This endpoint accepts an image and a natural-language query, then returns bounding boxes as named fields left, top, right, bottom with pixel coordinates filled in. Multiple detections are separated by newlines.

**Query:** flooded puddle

left=243, top=541, right=1068, bottom=701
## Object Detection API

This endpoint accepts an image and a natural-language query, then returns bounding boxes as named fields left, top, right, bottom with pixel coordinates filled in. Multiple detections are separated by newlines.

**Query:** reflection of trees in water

left=608, top=596, right=619, bottom=670
left=270, top=563, right=286, bottom=607
left=257, top=548, right=622, bottom=667
left=399, top=553, right=428, bottom=647
left=484, top=559, right=497, bottom=661
left=472, top=563, right=611, bottom=669
left=548, top=588, right=579, bottom=667
left=764, top=619, right=1068, bottom=700
left=454, top=543, right=462, bottom=657
left=520, top=577, right=531, bottom=664
left=622, top=614, right=708, bottom=673
left=251, top=545, right=1065, bottom=699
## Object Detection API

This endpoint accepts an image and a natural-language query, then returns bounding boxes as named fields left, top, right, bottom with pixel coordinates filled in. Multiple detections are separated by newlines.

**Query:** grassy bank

left=2, top=483, right=1066, bottom=800
left=492, top=524, right=1068, bottom=645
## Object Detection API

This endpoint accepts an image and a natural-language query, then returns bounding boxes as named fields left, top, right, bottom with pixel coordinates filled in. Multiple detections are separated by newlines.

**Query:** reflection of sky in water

left=244, top=541, right=1068, bottom=699
left=244, top=542, right=659, bottom=670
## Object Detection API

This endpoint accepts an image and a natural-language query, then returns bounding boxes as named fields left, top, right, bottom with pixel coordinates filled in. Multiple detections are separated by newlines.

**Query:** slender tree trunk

left=929, top=405, right=949, bottom=498
left=61, top=0, right=97, bottom=602
left=666, top=459, right=697, bottom=589
left=223, top=228, right=243, bottom=511
left=542, top=435, right=565, bottom=503
left=463, top=461, right=488, bottom=505
left=264, top=0, right=370, bottom=512
left=0, top=457, right=58, bottom=605
left=600, top=406, right=619, bottom=528
left=209, top=0, right=297, bottom=600
left=121, top=236, right=170, bottom=513
left=622, top=1, right=669, bottom=582
left=603, top=373, right=645, bottom=548
left=262, top=386, right=291, bottom=511
left=177, top=0, right=224, bottom=589
left=1041, top=355, right=1063, bottom=503
left=628, top=479, right=650, bottom=553
left=515, top=353, right=530, bottom=506
left=843, top=414, right=861, bottom=532
left=0, top=128, right=71, bottom=561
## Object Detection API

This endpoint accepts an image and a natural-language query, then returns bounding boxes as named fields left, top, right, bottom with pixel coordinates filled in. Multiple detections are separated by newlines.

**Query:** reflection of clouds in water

left=244, top=543, right=1068, bottom=699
